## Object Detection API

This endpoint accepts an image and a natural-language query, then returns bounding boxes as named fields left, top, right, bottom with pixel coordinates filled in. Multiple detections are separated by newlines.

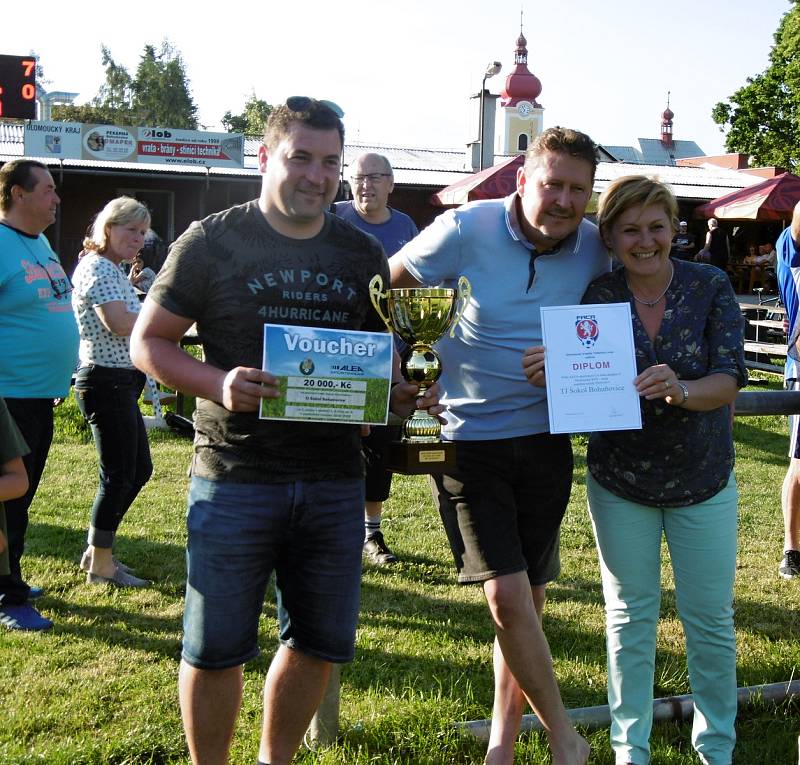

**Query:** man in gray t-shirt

left=132, top=100, right=440, bottom=765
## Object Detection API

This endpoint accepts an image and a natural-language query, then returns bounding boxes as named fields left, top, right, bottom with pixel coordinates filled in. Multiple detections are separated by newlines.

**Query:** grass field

left=1, top=379, right=798, bottom=764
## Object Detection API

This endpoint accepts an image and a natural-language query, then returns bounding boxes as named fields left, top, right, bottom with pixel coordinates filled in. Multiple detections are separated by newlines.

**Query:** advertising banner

left=24, top=122, right=244, bottom=168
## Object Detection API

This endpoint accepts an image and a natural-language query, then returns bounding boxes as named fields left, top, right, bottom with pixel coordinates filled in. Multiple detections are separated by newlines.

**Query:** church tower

left=497, top=18, right=543, bottom=154
left=660, top=92, right=674, bottom=148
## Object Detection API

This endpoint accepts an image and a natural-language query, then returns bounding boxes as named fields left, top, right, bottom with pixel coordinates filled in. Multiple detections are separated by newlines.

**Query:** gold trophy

left=369, top=274, right=471, bottom=474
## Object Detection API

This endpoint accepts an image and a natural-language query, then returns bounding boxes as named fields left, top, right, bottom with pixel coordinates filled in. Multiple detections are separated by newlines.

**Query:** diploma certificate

left=540, top=303, right=642, bottom=434
left=260, top=323, right=394, bottom=425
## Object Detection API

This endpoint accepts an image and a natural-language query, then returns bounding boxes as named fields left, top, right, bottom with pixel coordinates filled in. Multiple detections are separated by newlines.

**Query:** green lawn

left=1, top=381, right=798, bottom=764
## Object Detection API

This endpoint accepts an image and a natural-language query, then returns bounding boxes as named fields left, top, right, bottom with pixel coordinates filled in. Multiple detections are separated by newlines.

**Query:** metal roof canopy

left=0, top=123, right=765, bottom=199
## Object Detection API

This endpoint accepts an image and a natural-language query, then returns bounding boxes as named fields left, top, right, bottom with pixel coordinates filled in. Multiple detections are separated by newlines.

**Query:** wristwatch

left=676, top=382, right=689, bottom=406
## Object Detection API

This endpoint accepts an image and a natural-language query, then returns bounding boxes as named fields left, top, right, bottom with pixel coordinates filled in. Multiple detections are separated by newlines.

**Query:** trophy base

left=384, top=440, right=456, bottom=475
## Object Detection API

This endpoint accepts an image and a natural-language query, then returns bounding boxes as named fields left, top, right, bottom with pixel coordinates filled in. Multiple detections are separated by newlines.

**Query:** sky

left=5, top=0, right=793, bottom=158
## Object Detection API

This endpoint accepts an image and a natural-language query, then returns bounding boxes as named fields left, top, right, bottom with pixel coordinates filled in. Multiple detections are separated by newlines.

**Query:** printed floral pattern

left=582, top=259, right=747, bottom=507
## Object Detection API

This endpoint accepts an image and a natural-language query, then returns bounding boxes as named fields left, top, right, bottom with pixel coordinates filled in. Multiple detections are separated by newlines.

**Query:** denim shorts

left=182, top=475, right=365, bottom=669
left=429, top=433, right=573, bottom=585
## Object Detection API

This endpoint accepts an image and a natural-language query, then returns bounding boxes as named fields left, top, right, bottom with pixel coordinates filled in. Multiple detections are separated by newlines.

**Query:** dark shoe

left=0, top=602, right=53, bottom=631
left=364, top=531, right=398, bottom=565
left=87, top=567, right=151, bottom=588
left=80, top=550, right=135, bottom=575
left=779, top=549, right=800, bottom=579
left=27, top=586, right=44, bottom=600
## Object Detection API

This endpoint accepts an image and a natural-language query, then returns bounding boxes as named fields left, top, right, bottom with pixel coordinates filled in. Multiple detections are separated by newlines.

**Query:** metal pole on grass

left=457, top=680, right=800, bottom=740
left=305, top=664, right=341, bottom=749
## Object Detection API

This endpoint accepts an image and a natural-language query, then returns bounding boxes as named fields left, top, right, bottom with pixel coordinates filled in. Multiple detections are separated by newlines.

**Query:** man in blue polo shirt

left=390, top=127, right=608, bottom=765
left=776, top=200, right=800, bottom=579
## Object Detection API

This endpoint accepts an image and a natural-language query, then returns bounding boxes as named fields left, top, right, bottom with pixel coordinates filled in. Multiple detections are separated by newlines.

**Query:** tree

left=712, top=1, right=800, bottom=171
left=51, top=41, right=197, bottom=129
left=52, top=46, right=133, bottom=125
left=131, top=41, right=197, bottom=129
left=221, top=92, right=273, bottom=135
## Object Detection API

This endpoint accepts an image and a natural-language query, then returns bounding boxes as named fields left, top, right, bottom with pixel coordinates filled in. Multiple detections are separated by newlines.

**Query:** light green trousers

left=587, top=473, right=738, bottom=765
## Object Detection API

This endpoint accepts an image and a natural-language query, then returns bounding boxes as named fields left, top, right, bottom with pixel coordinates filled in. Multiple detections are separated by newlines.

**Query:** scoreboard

left=0, top=55, right=37, bottom=119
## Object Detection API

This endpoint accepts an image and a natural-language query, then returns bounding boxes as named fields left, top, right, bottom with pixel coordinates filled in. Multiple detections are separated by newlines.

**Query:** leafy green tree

left=51, top=102, right=121, bottom=124
left=712, top=1, right=800, bottom=171
left=52, top=46, right=133, bottom=124
left=51, top=41, right=197, bottom=129
left=96, top=46, right=134, bottom=116
left=131, top=42, right=197, bottom=128
left=222, top=92, right=273, bottom=135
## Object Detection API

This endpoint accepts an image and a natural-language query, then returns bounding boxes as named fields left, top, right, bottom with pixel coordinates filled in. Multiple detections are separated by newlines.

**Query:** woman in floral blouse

left=582, top=176, right=745, bottom=765
left=71, top=197, right=153, bottom=588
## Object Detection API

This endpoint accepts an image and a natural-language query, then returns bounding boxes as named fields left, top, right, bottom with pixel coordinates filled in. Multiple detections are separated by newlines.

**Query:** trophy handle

left=369, top=274, right=394, bottom=334
left=449, top=276, right=472, bottom=338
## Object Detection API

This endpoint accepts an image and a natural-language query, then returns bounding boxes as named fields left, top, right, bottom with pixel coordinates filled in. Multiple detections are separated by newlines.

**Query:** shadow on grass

left=733, top=419, right=788, bottom=463
left=41, top=595, right=184, bottom=660
left=354, top=572, right=610, bottom=706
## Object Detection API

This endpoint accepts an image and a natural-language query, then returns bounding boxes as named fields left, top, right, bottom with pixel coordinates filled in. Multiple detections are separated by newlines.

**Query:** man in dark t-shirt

left=706, top=218, right=728, bottom=271
left=131, top=99, right=440, bottom=765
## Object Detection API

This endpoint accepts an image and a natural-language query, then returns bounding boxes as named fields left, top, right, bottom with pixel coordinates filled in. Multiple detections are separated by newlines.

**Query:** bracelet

left=676, top=381, right=689, bottom=406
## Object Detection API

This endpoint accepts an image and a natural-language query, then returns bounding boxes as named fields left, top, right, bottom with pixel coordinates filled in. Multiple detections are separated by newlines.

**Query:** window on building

left=518, top=134, right=528, bottom=151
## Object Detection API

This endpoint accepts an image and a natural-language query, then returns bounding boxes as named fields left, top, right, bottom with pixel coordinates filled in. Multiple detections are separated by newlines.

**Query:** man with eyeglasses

left=132, top=98, right=440, bottom=765
left=335, top=153, right=418, bottom=565
left=0, top=159, right=78, bottom=632
left=389, top=127, right=608, bottom=765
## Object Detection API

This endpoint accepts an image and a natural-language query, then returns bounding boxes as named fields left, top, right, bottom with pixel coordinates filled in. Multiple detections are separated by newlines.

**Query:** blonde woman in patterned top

left=71, top=197, right=153, bottom=587
left=581, top=176, right=746, bottom=765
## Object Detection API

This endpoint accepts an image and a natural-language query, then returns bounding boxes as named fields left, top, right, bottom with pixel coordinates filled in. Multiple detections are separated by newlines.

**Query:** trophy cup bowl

left=369, top=274, right=471, bottom=473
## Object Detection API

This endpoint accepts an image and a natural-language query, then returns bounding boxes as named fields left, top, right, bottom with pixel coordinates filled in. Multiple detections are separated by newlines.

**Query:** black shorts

left=429, top=433, right=573, bottom=585
left=361, top=424, right=401, bottom=503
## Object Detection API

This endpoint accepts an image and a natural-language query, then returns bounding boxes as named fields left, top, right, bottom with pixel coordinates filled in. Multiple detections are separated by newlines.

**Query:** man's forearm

left=133, top=337, right=225, bottom=403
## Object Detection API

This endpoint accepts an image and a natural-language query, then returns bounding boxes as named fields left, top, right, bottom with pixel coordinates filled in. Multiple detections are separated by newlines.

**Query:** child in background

left=0, top=397, right=31, bottom=625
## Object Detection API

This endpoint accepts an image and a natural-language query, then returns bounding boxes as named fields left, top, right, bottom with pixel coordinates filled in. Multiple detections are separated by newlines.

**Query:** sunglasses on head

left=285, top=96, right=344, bottom=119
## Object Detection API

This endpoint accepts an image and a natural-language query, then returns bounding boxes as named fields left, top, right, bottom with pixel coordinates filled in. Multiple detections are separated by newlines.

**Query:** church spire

left=661, top=91, right=674, bottom=148
left=501, top=16, right=542, bottom=107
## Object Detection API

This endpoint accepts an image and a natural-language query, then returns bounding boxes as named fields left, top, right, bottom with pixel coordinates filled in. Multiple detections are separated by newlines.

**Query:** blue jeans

left=587, top=473, right=738, bottom=765
left=182, top=476, right=365, bottom=669
left=73, top=366, right=152, bottom=548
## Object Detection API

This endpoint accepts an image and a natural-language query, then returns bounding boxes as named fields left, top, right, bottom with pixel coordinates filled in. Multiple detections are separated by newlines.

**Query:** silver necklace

left=626, top=261, right=674, bottom=308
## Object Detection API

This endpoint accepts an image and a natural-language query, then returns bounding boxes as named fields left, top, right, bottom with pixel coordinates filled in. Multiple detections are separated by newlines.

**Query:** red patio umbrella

left=694, top=172, right=800, bottom=221
left=431, top=154, right=524, bottom=207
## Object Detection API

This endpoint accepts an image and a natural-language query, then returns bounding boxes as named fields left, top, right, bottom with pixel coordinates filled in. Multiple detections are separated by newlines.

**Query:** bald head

left=792, top=200, right=800, bottom=244
left=351, top=153, right=392, bottom=178
left=349, top=153, right=394, bottom=223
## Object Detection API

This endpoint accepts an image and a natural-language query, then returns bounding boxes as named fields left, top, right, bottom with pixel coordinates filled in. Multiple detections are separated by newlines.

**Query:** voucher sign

left=540, top=303, right=641, bottom=434
left=260, top=324, right=393, bottom=425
